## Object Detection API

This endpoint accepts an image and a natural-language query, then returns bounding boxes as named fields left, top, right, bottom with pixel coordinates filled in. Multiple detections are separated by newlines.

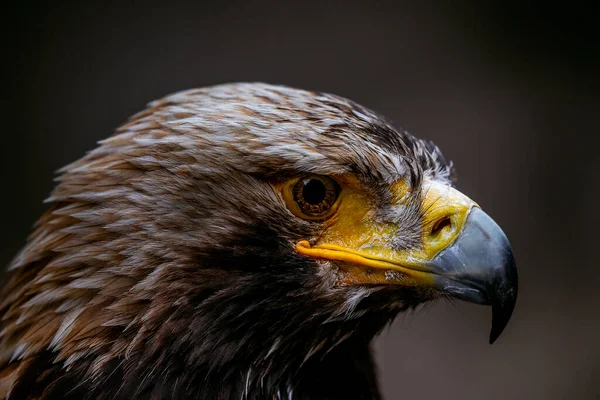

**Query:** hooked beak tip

left=430, top=207, right=518, bottom=344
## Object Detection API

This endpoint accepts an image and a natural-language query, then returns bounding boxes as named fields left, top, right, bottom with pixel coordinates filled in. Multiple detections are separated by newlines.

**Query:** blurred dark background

left=1, top=1, right=598, bottom=399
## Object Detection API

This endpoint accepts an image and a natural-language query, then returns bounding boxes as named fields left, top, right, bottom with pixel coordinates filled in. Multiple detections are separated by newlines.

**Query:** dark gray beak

left=430, top=207, right=518, bottom=344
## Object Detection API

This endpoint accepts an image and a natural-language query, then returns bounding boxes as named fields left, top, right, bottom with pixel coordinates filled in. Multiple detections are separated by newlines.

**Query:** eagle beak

left=426, top=207, right=518, bottom=343
left=296, top=179, right=518, bottom=343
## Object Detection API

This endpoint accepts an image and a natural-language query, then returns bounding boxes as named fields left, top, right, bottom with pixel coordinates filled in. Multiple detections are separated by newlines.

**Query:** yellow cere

left=294, top=177, right=477, bottom=286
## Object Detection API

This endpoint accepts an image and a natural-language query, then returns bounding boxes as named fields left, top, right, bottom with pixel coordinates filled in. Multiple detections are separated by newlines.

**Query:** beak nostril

left=431, top=216, right=452, bottom=237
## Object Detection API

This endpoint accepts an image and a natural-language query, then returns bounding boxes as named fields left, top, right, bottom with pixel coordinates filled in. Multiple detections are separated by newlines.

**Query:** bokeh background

left=2, top=2, right=598, bottom=399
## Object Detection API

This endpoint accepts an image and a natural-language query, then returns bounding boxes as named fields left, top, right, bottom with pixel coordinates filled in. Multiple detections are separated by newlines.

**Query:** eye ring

left=283, top=175, right=341, bottom=221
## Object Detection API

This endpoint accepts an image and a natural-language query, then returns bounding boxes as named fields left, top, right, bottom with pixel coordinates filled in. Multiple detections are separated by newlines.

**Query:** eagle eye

left=283, top=175, right=341, bottom=221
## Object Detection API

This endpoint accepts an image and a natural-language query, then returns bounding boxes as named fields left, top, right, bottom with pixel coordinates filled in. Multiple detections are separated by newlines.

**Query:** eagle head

left=0, top=83, right=517, bottom=399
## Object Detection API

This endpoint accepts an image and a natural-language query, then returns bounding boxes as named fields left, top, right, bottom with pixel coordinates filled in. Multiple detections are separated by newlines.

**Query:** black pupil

left=302, top=179, right=327, bottom=205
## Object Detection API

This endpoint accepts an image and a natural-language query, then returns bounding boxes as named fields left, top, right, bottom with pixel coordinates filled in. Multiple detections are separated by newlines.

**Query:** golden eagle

left=0, top=83, right=517, bottom=399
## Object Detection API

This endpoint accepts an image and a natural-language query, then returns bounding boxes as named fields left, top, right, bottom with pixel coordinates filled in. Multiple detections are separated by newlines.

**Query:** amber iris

left=290, top=176, right=341, bottom=219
